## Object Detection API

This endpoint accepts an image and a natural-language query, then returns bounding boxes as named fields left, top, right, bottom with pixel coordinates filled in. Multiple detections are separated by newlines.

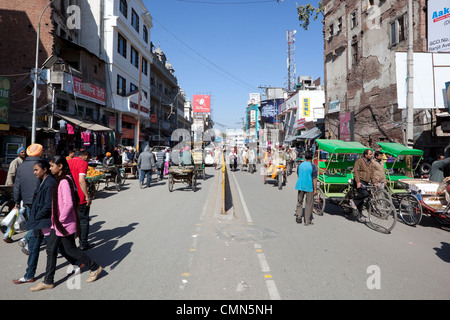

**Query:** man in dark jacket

left=137, top=146, right=155, bottom=188
left=4, top=144, right=43, bottom=243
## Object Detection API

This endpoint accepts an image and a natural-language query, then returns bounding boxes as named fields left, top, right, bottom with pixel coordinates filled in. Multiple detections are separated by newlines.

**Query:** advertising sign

left=297, top=118, right=305, bottom=129
left=73, top=76, right=106, bottom=105
left=339, top=112, right=354, bottom=142
left=303, top=98, right=310, bottom=117
left=193, top=94, right=211, bottom=113
left=428, top=0, right=450, bottom=52
left=0, top=77, right=10, bottom=124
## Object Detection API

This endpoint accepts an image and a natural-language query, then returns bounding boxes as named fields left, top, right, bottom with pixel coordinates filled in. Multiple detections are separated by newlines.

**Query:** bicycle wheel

left=368, top=197, right=397, bottom=233
left=313, top=189, right=326, bottom=216
left=398, top=195, right=422, bottom=226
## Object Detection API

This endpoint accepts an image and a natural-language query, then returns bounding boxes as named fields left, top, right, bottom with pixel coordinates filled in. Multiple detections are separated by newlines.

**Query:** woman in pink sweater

left=30, top=156, right=102, bottom=292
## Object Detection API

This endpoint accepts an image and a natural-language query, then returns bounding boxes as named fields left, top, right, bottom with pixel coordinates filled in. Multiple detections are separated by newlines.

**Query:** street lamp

left=32, top=0, right=54, bottom=144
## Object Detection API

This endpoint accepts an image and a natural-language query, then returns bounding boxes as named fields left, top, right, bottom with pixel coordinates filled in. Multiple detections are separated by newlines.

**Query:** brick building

left=322, top=0, right=443, bottom=155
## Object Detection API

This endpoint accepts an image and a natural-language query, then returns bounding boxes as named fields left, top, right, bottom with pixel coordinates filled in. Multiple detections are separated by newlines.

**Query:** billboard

left=193, top=94, right=211, bottom=113
left=428, top=0, right=450, bottom=52
left=396, top=52, right=450, bottom=109
left=0, top=77, right=10, bottom=124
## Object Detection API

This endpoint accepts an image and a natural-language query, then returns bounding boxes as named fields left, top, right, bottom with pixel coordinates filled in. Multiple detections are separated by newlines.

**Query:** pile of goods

left=87, top=166, right=103, bottom=178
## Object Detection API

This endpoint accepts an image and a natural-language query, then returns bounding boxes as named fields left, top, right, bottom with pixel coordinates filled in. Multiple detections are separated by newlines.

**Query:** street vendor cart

left=168, top=165, right=197, bottom=192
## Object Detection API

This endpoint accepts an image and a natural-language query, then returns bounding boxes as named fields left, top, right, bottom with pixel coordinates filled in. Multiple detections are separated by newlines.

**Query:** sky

left=145, top=0, right=324, bottom=130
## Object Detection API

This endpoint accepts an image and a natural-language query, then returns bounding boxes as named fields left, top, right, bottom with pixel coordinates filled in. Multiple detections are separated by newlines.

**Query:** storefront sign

left=303, top=98, right=310, bottom=117
left=339, top=112, right=354, bottom=142
left=428, top=0, right=450, bottom=52
left=0, top=77, right=10, bottom=124
left=73, top=76, right=106, bottom=105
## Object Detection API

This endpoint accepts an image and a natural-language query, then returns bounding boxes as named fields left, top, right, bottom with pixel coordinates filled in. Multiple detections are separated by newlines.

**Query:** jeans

left=25, top=230, right=77, bottom=280
left=44, top=229, right=99, bottom=285
left=78, top=203, right=90, bottom=248
left=139, top=169, right=152, bottom=187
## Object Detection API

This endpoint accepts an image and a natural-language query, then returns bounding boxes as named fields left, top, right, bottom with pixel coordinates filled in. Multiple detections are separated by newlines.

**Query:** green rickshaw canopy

left=316, top=139, right=370, bottom=154
left=377, top=142, right=423, bottom=157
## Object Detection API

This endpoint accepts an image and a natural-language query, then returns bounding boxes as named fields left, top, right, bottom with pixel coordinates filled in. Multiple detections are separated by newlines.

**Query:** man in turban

left=3, top=144, right=43, bottom=243
left=5, top=147, right=27, bottom=186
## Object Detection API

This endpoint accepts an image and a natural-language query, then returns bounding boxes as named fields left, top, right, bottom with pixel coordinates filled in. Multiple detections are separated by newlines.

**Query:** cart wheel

left=115, top=174, right=122, bottom=191
left=313, top=189, right=326, bottom=216
left=120, top=169, right=126, bottom=186
left=168, top=176, right=174, bottom=192
left=192, top=174, right=197, bottom=191
left=277, top=172, right=282, bottom=190
left=399, top=195, right=422, bottom=226
left=203, top=168, right=205, bottom=180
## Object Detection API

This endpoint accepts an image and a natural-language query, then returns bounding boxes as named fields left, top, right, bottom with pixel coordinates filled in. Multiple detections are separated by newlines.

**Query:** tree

left=297, top=1, right=324, bottom=30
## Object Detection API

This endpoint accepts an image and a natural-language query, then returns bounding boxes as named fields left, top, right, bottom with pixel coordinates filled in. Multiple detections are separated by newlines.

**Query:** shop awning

left=285, top=127, right=323, bottom=142
left=55, top=113, right=113, bottom=132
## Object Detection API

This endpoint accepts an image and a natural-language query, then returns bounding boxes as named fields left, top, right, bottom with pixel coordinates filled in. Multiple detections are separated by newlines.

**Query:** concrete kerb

left=213, top=165, right=235, bottom=220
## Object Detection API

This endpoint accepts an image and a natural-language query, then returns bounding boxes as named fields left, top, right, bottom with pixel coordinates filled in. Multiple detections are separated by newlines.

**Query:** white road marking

left=230, top=171, right=253, bottom=224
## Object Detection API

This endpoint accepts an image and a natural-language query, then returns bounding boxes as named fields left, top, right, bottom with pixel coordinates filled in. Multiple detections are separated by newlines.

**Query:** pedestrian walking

left=5, top=147, right=26, bottom=186
left=30, top=156, right=102, bottom=292
left=68, top=149, right=93, bottom=251
left=137, top=145, right=155, bottom=188
left=5, top=144, right=43, bottom=243
left=294, top=151, right=318, bottom=226
left=12, top=160, right=78, bottom=284
left=156, top=148, right=165, bottom=180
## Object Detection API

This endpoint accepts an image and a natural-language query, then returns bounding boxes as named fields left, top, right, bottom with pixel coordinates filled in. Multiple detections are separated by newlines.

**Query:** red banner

left=73, top=76, right=106, bottom=105
left=193, top=95, right=211, bottom=113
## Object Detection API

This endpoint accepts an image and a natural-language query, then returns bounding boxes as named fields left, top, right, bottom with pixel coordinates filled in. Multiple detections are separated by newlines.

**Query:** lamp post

left=32, top=0, right=54, bottom=144
left=405, top=0, right=414, bottom=148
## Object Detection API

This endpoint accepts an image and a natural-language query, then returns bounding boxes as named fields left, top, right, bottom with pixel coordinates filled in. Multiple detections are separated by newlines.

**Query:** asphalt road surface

left=1, top=165, right=449, bottom=301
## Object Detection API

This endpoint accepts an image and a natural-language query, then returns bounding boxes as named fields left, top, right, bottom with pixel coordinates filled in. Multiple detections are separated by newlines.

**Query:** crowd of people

left=2, top=144, right=102, bottom=291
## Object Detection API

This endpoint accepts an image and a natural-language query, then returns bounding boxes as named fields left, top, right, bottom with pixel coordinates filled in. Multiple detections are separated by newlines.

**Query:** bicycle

left=340, top=181, right=397, bottom=233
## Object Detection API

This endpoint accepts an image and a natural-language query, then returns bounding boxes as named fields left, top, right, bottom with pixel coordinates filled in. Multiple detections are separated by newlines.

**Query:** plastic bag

left=14, top=208, right=26, bottom=230
left=1, top=208, right=18, bottom=228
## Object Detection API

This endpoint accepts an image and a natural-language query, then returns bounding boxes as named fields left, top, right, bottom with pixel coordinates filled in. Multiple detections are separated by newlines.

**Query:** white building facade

left=80, top=0, right=153, bottom=147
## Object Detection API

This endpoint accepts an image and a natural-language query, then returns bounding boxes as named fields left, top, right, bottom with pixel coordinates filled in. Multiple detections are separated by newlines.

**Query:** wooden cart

left=168, top=165, right=196, bottom=192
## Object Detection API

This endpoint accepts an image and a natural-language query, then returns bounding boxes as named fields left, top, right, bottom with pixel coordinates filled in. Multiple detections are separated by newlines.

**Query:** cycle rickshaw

left=314, top=139, right=397, bottom=233
left=168, top=165, right=197, bottom=192
left=192, top=148, right=206, bottom=180
left=377, top=142, right=424, bottom=226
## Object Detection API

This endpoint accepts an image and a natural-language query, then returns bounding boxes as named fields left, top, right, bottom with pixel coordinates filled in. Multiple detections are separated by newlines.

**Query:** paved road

left=1, top=165, right=450, bottom=300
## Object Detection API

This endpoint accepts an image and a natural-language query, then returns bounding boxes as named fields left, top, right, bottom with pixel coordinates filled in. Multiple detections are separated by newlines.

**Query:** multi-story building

left=322, top=0, right=446, bottom=156
left=81, top=0, right=153, bottom=148
left=0, top=0, right=112, bottom=162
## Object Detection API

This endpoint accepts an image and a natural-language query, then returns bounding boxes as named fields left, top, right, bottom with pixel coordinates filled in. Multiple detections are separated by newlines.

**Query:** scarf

left=52, top=174, right=80, bottom=238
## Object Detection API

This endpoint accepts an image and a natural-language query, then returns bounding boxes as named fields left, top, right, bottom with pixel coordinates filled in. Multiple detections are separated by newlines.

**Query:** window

left=131, top=9, right=139, bottom=32
left=119, top=0, right=127, bottom=18
left=351, top=36, right=359, bottom=65
left=142, top=57, right=148, bottom=75
left=118, top=32, right=127, bottom=58
left=130, top=83, right=138, bottom=93
left=85, top=107, right=94, bottom=118
left=390, top=15, right=406, bottom=46
left=130, top=46, right=139, bottom=68
left=351, top=10, right=358, bottom=29
left=337, top=17, right=342, bottom=33
left=143, top=26, right=148, bottom=43
left=56, top=98, right=68, bottom=112
left=117, top=75, right=126, bottom=96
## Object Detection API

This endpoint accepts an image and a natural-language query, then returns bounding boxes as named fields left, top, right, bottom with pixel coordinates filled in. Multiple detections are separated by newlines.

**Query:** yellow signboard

left=303, top=98, right=310, bottom=117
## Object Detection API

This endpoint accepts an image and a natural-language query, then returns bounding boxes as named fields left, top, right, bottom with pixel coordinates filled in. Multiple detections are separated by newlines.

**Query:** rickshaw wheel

left=192, top=174, right=197, bottom=192
left=313, top=189, right=326, bottom=216
left=399, top=195, right=422, bottom=226
left=277, top=172, right=283, bottom=190
left=168, top=176, right=174, bottom=192
left=115, top=174, right=122, bottom=191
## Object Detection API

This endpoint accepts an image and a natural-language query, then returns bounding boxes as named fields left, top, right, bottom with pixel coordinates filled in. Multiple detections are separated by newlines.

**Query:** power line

left=176, top=0, right=276, bottom=4
left=153, top=18, right=258, bottom=91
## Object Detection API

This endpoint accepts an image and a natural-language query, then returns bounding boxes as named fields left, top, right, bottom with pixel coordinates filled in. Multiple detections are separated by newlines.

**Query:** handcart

left=168, top=165, right=197, bottom=192
left=397, top=179, right=450, bottom=227
left=86, top=173, right=105, bottom=200
left=97, top=165, right=123, bottom=191
left=121, top=162, right=138, bottom=179
left=193, top=148, right=206, bottom=180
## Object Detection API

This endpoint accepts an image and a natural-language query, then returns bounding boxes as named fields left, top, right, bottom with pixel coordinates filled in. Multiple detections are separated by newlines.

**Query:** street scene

left=1, top=0, right=450, bottom=305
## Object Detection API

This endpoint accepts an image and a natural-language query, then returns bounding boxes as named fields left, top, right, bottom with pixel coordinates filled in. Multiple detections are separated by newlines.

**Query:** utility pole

left=136, top=55, right=142, bottom=152
left=406, top=0, right=414, bottom=148
left=286, top=30, right=297, bottom=94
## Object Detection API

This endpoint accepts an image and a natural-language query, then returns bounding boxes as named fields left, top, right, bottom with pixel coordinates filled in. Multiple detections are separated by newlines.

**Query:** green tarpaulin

left=377, top=142, right=423, bottom=157
left=316, top=139, right=370, bottom=154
